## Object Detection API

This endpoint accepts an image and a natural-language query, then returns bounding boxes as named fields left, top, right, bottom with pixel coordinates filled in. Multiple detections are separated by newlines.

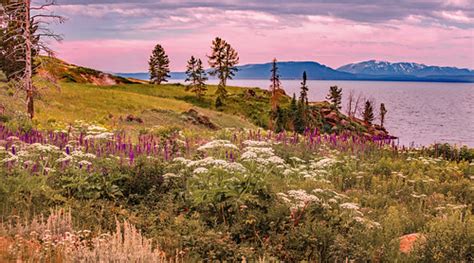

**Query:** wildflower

left=31, top=143, right=60, bottom=152
left=290, top=156, right=305, bottom=163
left=197, top=140, right=238, bottom=151
left=56, top=155, right=73, bottom=163
left=339, top=203, right=360, bottom=210
left=311, top=157, right=338, bottom=168
left=411, top=193, right=427, bottom=198
left=78, top=160, right=92, bottom=166
left=173, top=157, right=190, bottom=165
left=163, top=173, right=180, bottom=179
left=267, top=156, right=285, bottom=165
left=193, top=167, right=209, bottom=174
left=243, top=140, right=271, bottom=147
left=1, top=153, right=18, bottom=163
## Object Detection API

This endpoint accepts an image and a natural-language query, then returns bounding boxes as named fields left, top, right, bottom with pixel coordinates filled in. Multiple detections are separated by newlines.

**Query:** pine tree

left=274, top=106, right=286, bottom=133
left=299, top=71, right=309, bottom=106
left=380, top=103, right=387, bottom=128
left=269, top=58, right=283, bottom=130
left=208, top=37, right=239, bottom=106
left=326, top=86, right=342, bottom=110
left=148, top=44, right=170, bottom=85
left=363, top=100, right=375, bottom=124
left=185, top=56, right=208, bottom=98
left=289, top=93, right=298, bottom=130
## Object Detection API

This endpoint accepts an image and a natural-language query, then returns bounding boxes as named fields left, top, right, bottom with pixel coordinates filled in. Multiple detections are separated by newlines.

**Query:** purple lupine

left=129, top=150, right=135, bottom=165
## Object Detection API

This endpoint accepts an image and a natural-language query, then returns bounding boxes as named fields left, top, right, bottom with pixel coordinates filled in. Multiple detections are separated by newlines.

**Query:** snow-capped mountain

left=338, top=60, right=474, bottom=77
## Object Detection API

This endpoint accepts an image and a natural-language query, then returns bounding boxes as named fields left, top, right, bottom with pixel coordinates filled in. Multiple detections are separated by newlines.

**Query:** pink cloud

left=52, top=14, right=474, bottom=72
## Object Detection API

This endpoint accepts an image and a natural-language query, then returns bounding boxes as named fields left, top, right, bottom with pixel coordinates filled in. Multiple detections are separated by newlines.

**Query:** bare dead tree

left=1, top=0, right=64, bottom=119
left=352, top=92, right=365, bottom=118
left=346, top=89, right=354, bottom=117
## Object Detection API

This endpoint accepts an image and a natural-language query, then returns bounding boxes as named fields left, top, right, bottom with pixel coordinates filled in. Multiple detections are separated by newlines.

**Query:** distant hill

left=234, top=61, right=355, bottom=80
left=118, top=62, right=355, bottom=81
left=38, top=56, right=141, bottom=85
left=117, top=60, right=474, bottom=83
left=338, top=60, right=474, bottom=80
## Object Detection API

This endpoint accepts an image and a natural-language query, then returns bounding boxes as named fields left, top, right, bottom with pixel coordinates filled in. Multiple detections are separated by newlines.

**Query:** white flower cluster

left=240, top=146, right=285, bottom=166
left=1, top=152, right=19, bottom=163
left=278, top=189, right=320, bottom=209
left=70, top=150, right=97, bottom=159
left=197, top=140, right=238, bottom=151
left=176, top=156, right=247, bottom=174
left=242, top=140, right=271, bottom=147
left=310, top=157, right=338, bottom=169
left=84, top=132, right=114, bottom=140
left=339, top=202, right=360, bottom=210
left=31, top=143, right=60, bottom=153
left=163, top=173, right=181, bottom=179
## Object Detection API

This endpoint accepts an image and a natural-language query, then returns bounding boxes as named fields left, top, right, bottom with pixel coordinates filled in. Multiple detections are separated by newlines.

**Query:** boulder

left=182, top=109, right=218, bottom=130
left=125, top=115, right=144, bottom=124
left=399, top=233, right=426, bottom=254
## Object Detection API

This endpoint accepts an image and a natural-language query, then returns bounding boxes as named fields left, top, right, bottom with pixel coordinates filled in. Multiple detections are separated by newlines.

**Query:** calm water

left=170, top=79, right=474, bottom=147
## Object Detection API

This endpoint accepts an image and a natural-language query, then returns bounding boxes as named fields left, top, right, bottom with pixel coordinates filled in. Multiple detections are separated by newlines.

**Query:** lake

left=169, top=79, right=474, bottom=147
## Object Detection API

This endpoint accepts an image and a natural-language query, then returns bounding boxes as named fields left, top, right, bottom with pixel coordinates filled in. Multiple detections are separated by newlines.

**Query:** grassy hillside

left=1, top=81, right=262, bottom=133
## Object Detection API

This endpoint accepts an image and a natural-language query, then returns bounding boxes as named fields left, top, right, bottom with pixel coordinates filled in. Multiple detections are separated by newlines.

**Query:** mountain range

left=118, top=60, right=474, bottom=83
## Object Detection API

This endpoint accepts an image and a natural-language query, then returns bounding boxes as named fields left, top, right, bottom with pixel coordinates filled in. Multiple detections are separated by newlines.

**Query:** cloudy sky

left=41, top=0, right=474, bottom=72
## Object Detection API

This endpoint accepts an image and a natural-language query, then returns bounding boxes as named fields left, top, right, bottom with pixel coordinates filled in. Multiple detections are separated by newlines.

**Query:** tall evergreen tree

left=274, top=106, right=286, bottom=133
left=363, top=100, right=375, bottom=124
left=208, top=37, right=239, bottom=107
left=269, top=58, right=283, bottom=130
left=148, top=44, right=170, bottom=85
left=326, top=86, right=342, bottom=110
left=299, top=71, right=309, bottom=106
left=185, top=56, right=208, bottom=98
left=380, top=103, right=387, bottom=128
left=289, top=93, right=298, bottom=130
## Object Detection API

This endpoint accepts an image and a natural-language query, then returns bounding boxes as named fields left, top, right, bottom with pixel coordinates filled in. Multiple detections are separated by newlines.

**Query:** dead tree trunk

left=23, top=0, right=34, bottom=119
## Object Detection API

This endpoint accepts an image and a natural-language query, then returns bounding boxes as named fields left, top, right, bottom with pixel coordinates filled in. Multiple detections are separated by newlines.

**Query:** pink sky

left=48, top=2, right=474, bottom=72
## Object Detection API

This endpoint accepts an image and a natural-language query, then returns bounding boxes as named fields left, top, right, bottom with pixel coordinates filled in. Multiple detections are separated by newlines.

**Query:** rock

left=324, top=112, right=340, bottom=122
left=245, top=89, right=257, bottom=98
left=399, top=233, right=426, bottom=254
left=182, top=109, right=218, bottom=130
left=125, top=115, right=143, bottom=123
left=340, top=119, right=350, bottom=127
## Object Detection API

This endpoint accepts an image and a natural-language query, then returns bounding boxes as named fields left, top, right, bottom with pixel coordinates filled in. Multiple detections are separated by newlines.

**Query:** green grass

left=1, top=81, right=261, bottom=132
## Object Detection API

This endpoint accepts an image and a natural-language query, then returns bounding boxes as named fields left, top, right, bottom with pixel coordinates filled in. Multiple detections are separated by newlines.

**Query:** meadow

left=0, top=79, right=473, bottom=262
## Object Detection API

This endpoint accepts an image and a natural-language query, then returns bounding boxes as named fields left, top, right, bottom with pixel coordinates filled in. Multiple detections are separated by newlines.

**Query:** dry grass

left=0, top=209, right=176, bottom=262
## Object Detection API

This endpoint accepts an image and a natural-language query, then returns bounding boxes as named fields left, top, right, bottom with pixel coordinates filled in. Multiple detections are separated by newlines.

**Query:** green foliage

left=4, top=111, right=33, bottom=132
left=54, top=167, right=127, bottom=200
left=299, top=71, right=309, bottom=106
left=0, top=132, right=472, bottom=261
left=326, top=86, right=343, bottom=110
left=0, top=70, right=6, bottom=82
left=185, top=56, right=208, bottom=98
left=149, top=44, right=170, bottom=85
left=363, top=100, right=375, bottom=124
left=427, top=143, right=474, bottom=162
left=412, top=212, right=474, bottom=262
left=208, top=37, right=239, bottom=105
